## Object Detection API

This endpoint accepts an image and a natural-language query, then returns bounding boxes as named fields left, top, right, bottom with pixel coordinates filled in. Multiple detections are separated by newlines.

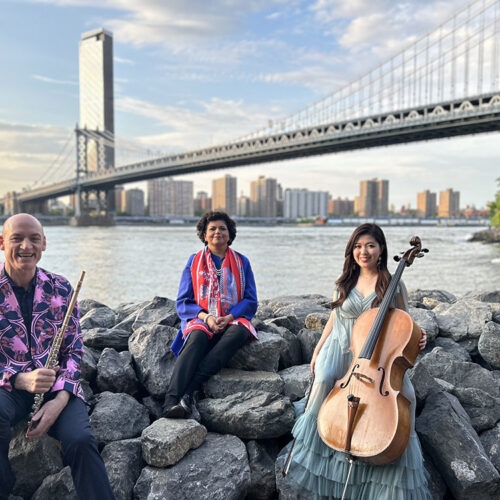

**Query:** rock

left=435, top=299, right=492, bottom=341
left=133, top=433, right=251, bottom=500
left=254, top=306, right=274, bottom=321
left=83, top=327, right=130, bottom=351
left=90, top=392, right=150, bottom=445
left=297, top=328, right=321, bottom=363
left=408, top=289, right=457, bottom=304
left=8, top=421, right=63, bottom=498
left=273, top=303, right=327, bottom=326
left=478, top=321, right=500, bottom=368
left=142, top=396, right=164, bottom=420
left=408, top=360, right=441, bottom=410
left=203, top=368, right=284, bottom=399
left=246, top=440, right=277, bottom=500
left=462, top=291, right=500, bottom=303
left=80, top=346, right=99, bottom=382
left=266, top=295, right=329, bottom=311
left=228, top=331, right=284, bottom=372
left=416, top=390, right=500, bottom=499
left=79, top=298, right=109, bottom=318
left=408, top=306, right=439, bottom=342
left=418, top=348, right=500, bottom=398
left=141, top=418, right=207, bottom=467
left=278, top=364, right=311, bottom=402
left=198, top=390, right=294, bottom=439
left=274, top=326, right=303, bottom=369
left=458, top=338, right=479, bottom=355
left=101, top=438, right=144, bottom=500
left=451, top=386, right=500, bottom=432
left=80, top=306, right=116, bottom=330
left=132, top=296, right=178, bottom=331
left=480, top=423, right=500, bottom=473
left=493, top=308, right=500, bottom=324
left=31, top=466, right=77, bottom=500
left=305, top=311, right=330, bottom=331
left=128, top=324, right=178, bottom=398
left=265, top=315, right=303, bottom=335
left=80, top=379, right=94, bottom=403
left=434, top=337, right=471, bottom=362
left=96, top=348, right=139, bottom=395
left=115, top=300, right=149, bottom=323
left=422, top=297, right=441, bottom=309
left=423, top=453, right=448, bottom=500
left=468, top=228, right=500, bottom=243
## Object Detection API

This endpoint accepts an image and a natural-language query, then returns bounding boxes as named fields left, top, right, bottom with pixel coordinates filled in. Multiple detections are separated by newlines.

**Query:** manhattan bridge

left=1, top=0, right=500, bottom=220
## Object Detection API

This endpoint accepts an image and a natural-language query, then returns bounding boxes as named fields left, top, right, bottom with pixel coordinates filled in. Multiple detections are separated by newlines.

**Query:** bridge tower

left=73, top=28, right=116, bottom=225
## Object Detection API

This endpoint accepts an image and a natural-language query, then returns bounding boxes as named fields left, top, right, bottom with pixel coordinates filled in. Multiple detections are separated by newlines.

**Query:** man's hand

left=14, top=367, right=59, bottom=393
left=26, top=390, right=70, bottom=440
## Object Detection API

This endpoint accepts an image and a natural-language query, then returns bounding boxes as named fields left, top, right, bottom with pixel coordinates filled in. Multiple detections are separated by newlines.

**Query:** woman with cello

left=285, top=223, right=431, bottom=499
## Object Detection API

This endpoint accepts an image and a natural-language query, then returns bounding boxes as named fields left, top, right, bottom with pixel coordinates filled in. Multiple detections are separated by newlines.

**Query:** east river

left=36, top=225, right=499, bottom=308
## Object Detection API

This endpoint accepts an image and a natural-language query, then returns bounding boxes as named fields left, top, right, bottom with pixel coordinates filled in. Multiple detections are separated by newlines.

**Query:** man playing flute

left=0, top=214, right=114, bottom=500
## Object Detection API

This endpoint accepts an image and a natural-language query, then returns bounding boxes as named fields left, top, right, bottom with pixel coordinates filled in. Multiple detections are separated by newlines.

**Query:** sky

left=0, top=0, right=498, bottom=209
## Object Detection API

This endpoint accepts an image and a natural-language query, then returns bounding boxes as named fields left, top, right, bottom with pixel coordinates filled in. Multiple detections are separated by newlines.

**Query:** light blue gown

left=287, top=288, right=431, bottom=499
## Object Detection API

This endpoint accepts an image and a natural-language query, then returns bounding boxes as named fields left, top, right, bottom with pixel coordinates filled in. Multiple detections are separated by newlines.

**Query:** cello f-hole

left=340, top=364, right=360, bottom=389
left=377, top=367, right=389, bottom=396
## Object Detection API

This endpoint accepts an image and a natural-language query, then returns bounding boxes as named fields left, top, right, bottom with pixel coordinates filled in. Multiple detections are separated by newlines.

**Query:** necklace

left=215, top=267, right=223, bottom=277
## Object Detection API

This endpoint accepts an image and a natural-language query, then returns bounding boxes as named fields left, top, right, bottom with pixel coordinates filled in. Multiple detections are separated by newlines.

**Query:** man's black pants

left=164, top=324, right=249, bottom=406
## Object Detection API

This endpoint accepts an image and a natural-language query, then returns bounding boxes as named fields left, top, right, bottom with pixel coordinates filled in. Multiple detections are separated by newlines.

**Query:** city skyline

left=1, top=0, right=499, bottom=209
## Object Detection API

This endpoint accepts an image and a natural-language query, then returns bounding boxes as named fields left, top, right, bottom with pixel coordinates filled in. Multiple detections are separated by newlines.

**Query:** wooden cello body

left=317, top=237, right=427, bottom=465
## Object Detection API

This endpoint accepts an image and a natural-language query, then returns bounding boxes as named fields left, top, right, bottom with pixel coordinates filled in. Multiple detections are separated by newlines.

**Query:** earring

left=377, top=257, right=382, bottom=270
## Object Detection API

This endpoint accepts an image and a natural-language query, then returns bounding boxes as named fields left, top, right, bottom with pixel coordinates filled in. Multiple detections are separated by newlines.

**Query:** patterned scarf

left=183, top=246, right=257, bottom=339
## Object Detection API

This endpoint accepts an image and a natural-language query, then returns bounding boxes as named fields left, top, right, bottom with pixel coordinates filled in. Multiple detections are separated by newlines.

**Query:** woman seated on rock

left=163, top=211, right=258, bottom=420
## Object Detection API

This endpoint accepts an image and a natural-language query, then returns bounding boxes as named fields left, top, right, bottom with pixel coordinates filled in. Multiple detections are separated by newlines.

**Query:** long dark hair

left=332, top=223, right=391, bottom=309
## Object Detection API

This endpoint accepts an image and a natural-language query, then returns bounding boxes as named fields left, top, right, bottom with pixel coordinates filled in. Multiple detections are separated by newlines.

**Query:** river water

left=33, top=225, right=499, bottom=308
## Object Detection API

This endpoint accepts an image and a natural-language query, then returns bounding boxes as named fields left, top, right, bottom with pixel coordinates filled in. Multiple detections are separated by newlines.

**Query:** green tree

left=489, top=177, right=500, bottom=227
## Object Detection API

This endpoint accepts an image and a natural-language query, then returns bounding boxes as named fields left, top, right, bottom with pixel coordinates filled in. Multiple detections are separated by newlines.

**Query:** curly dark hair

left=196, top=211, right=237, bottom=246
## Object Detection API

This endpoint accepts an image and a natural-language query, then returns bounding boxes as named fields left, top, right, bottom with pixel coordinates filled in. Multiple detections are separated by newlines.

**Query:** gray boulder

left=132, top=296, right=178, bottom=331
left=408, top=289, right=457, bottom=304
left=435, top=299, right=492, bottom=341
left=83, top=327, right=130, bottom=351
left=274, top=326, right=303, bottom=369
left=80, top=306, right=116, bottom=330
left=478, top=321, right=500, bottom=368
left=115, top=300, right=149, bottom=323
left=462, top=291, right=500, bottom=303
left=96, top=348, right=139, bottom=395
left=279, top=364, right=311, bottom=402
left=90, top=392, right=150, bottom=445
left=408, top=360, right=441, bottom=410
left=451, top=386, right=500, bottom=432
left=79, top=298, right=108, bottom=318
left=101, top=438, right=144, bottom=500
left=141, top=418, right=207, bottom=467
left=408, top=306, right=439, bottom=342
left=305, top=311, right=330, bottom=332
left=80, top=346, right=100, bottom=382
left=297, top=328, right=321, bottom=363
left=203, top=368, right=284, bottom=399
left=142, top=396, right=164, bottom=420
left=266, top=294, right=329, bottom=311
left=31, top=466, right=77, bottom=500
left=265, top=315, right=303, bottom=335
left=433, top=337, right=471, bottom=362
left=133, top=433, right=251, bottom=500
left=8, top=421, right=63, bottom=498
left=480, top=423, right=500, bottom=473
left=247, top=440, right=277, bottom=500
left=128, top=324, right=178, bottom=398
left=198, top=390, right=294, bottom=439
left=254, top=305, right=274, bottom=321
left=228, top=331, right=284, bottom=372
left=273, top=303, right=327, bottom=326
left=416, top=390, right=500, bottom=499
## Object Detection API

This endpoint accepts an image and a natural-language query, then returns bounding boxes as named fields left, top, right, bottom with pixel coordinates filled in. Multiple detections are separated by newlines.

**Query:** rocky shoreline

left=469, top=227, right=500, bottom=243
left=7, top=290, right=500, bottom=499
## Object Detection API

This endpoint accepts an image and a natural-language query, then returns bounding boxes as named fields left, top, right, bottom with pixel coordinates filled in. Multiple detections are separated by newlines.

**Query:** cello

left=317, top=236, right=428, bottom=465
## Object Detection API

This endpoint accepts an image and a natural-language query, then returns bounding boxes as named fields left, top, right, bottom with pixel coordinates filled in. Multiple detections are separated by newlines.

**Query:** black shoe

left=162, top=402, right=189, bottom=419
left=180, top=394, right=201, bottom=422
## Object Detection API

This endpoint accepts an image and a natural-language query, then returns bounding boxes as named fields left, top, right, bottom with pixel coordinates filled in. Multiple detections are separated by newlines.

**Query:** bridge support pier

left=70, top=188, right=115, bottom=226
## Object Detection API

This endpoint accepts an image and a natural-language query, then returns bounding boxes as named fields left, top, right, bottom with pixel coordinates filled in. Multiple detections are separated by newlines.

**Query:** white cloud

left=32, top=74, right=77, bottom=85
left=114, top=56, right=135, bottom=65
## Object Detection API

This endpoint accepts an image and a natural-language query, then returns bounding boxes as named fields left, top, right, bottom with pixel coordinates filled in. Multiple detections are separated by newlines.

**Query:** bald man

left=0, top=214, right=114, bottom=500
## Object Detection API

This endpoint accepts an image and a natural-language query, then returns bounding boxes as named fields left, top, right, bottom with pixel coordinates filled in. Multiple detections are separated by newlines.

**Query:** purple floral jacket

left=0, top=263, right=84, bottom=400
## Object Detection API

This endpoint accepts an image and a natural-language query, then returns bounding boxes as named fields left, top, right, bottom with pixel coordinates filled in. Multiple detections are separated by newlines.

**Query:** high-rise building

left=250, top=176, right=277, bottom=217
left=284, top=189, right=329, bottom=218
left=355, top=178, right=389, bottom=217
left=417, top=190, right=437, bottom=217
left=123, top=188, right=145, bottom=216
left=79, top=28, right=114, bottom=172
left=147, top=178, right=194, bottom=216
left=330, top=197, right=355, bottom=216
left=438, top=188, right=460, bottom=217
left=212, top=175, right=237, bottom=215
left=237, top=194, right=250, bottom=217
left=194, top=191, right=211, bottom=214
left=114, top=185, right=125, bottom=213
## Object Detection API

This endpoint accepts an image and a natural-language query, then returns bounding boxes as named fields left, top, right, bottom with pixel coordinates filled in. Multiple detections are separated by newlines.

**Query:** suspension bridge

left=2, top=0, right=500, bottom=219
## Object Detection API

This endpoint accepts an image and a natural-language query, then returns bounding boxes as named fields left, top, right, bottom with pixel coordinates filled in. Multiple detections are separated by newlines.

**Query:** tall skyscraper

left=79, top=28, right=114, bottom=172
left=417, top=190, right=437, bottom=217
left=355, top=178, right=389, bottom=217
left=194, top=191, right=211, bottom=214
left=212, top=175, right=237, bottom=215
left=250, top=176, right=277, bottom=217
left=438, top=188, right=460, bottom=217
left=147, top=178, right=194, bottom=216
left=237, top=194, right=250, bottom=217
left=284, top=189, right=329, bottom=218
